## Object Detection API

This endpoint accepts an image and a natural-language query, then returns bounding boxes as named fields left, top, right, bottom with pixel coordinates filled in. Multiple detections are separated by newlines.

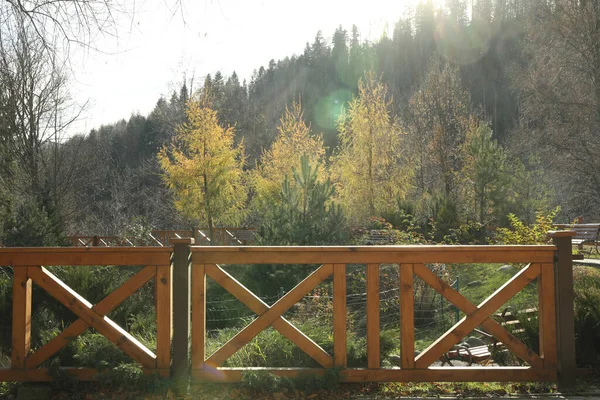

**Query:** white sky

left=69, top=0, right=427, bottom=135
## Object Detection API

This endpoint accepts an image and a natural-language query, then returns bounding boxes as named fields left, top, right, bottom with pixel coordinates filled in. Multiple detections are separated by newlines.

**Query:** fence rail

left=0, top=247, right=173, bottom=381
left=189, top=244, right=560, bottom=384
left=0, top=232, right=578, bottom=390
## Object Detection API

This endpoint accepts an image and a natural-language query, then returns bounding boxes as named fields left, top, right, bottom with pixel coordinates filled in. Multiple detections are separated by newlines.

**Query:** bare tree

left=0, top=15, right=83, bottom=198
left=515, top=0, right=600, bottom=218
left=0, top=0, right=128, bottom=54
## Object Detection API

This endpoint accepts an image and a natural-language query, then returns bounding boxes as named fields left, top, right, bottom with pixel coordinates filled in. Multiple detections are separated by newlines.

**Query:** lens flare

left=314, top=89, right=353, bottom=130
left=435, top=18, right=492, bottom=65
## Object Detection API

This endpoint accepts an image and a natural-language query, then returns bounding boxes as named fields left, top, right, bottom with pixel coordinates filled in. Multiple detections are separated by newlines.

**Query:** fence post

left=549, top=230, right=576, bottom=391
left=171, top=238, right=195, bottom=384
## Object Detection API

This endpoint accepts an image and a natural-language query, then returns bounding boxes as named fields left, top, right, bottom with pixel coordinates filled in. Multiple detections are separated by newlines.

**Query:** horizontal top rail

left=0, top=247, right=173, bottom=266
left=190, top=245, right=557, bottom=264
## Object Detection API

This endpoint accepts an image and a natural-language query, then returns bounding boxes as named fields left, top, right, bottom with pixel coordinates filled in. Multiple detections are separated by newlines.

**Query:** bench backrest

left=553, top=224, right=600, bottom=241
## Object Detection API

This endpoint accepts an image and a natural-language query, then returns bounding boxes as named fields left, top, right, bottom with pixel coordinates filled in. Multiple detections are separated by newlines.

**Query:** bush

left=573, top=266, right=600, bottom=367
left=495, top=208, right=559, bottom=245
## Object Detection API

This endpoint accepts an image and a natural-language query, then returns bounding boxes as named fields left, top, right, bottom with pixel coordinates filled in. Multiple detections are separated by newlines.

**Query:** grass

left=6, top=376, right=595, bottom=400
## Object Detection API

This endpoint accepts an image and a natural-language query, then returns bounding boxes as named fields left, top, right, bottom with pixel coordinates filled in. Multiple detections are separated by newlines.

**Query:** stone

left=498, top=265, right=515, bottom=273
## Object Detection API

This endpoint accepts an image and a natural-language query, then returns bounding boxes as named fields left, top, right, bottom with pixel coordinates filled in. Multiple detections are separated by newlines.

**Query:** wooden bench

left=366, top=230, right=396, bottom=245
left=554, top=223, right=600, bottom=254
left=444, top=307, right=537, bottom=366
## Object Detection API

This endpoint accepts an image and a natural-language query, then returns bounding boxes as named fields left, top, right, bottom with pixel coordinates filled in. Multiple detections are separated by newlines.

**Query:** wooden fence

left=0, top=247, right=173, bottom=381
left=0, top=232, right=578, bottom=390
left=69, top=228, right=257, bottom=247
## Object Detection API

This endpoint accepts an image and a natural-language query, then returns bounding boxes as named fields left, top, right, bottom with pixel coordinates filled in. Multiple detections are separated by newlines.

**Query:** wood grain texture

left=27, top=266, right=157, bottom=368
left=367, top=263, right=380, bottom=369
left=28, top=266, right=157, bottom=368
left=11, top=267, right=31, bottom=369
left=156, top=265, right=172, bottom=370
left=334, top=264, right=347, bottom=367
left=204, top=264, right=333, bottom=368
left=191, top=264, right=206, bottom=370
left=400, top=264, right=415, bottom=369
left=0, top=247, right=172, bottom=266
left=416, top=263, right=541, bottom=368
left=539, top=263, right=557, bottom=370
left=206, top=264, right=333, bottom=366
left=414, top=263, right=543, bottom=368
left=190, top=245, right=555, bottom=265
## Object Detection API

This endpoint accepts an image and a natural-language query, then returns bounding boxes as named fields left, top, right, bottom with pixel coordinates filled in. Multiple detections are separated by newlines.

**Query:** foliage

left=257, top=154, right=346, bottom=246
left=251, top=102, right=326, bottom=214
left=3, top=193, right=69, bottom=247
left=572, top=266, right=600, bottom=367
left=495, top=208, right=559, bottom=245
left=407, top=54, right=471, bottom=200
left=206, top=322, right=396, bottom=369
left=158, top=99, right=247, bottom=238
left=332, top=72, right=411, bottom=226
left=120, top=216, right=155, bottom=246
left=242, top=368, right=340, bottom=393
left=460, top=119, right=510, bottom=225
left=443, top=221, right=489, bottom=245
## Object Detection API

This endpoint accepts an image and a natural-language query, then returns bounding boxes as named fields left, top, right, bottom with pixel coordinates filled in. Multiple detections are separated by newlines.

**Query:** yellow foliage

left=331, top=72, right=411, bottom=225
left=251, top=102, right=326, bottom=210
left=157, top=100, right=247, bottom=228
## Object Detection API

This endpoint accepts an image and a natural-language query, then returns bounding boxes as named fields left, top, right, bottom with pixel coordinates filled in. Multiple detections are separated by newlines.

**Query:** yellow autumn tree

left=251, top=102, right=326, bottom=211
left=158, top=99, right=247, bottom=242
left=331, top=73, right=411, bottom=226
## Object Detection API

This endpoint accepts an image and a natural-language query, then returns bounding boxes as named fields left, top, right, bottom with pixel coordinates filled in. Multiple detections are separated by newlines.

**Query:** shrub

left=573, top=266, right=600, bottom=367
left=495, top=208, right=559, bottom=245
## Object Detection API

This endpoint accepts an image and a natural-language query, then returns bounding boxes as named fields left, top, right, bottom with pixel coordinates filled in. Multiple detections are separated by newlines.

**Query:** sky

left=69, top=0, right=428, bottom=135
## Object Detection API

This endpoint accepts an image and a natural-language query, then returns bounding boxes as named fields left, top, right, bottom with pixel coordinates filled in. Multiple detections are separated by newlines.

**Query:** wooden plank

left=28, top=266, right=157, bottom=368
left=205, top=264, right=333, bottom=368
left=26, top=266, right=156, bottom=368
left=414, top=264, right=543, bottom=368
left=191, top=264, right=206, bottom=370
left=206, top=264, right=333, bottom=366
left=0, top=247, right=172, bottom=266
left=156, top=265, right=172, bottom=371
left=172, top=239, right=193, bottom=379
left=366, top=263, right=380, bottom=369
left=190, top=245, right=555, bottom=265
left=11, top=267, right=31, bottom=369
left=334, top=264, right=347, bottom=367
left=190, top=367, right=555, bottom=383
left=416, top=263, right=541, bottom=368
left=539, top=263, right=557, bottom=370
left=551, top=233, right=577, bottom=390
left=400, top=264, right=415, bottom=369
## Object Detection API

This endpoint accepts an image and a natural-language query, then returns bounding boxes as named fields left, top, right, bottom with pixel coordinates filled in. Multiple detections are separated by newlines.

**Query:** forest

left=0, top=0, right=598, bottom=246
left=3, top=1, right=600, bottom=396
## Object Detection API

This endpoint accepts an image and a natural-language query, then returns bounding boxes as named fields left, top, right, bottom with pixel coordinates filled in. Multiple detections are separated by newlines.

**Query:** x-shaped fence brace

left=413, top=263, right=544, bottom=368
left=20, top=265, right=169, bottom=369
left=200, top=263, right=336, bottom=368
left=196, top=262, right=549, bottom=371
